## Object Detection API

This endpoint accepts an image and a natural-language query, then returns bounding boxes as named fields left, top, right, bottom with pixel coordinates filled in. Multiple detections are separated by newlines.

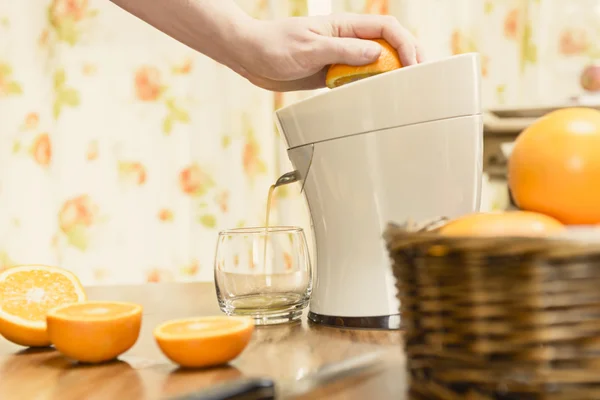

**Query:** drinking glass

left=214, top=226, right=312, bottom=325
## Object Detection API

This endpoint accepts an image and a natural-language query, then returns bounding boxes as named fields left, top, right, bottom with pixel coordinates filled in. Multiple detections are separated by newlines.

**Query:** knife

left=166, top=351, right=386, bottom=400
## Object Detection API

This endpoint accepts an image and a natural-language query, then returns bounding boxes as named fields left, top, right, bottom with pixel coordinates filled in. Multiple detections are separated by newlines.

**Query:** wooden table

left=0, top=282, right=406, bottom=400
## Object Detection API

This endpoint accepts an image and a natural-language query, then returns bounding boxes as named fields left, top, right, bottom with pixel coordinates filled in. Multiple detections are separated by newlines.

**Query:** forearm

left=110, top=0, right=254, bottom=72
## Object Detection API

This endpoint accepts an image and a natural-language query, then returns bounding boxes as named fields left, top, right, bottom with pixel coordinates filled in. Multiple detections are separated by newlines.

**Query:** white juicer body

left=275, top=54, right=483, bottom=329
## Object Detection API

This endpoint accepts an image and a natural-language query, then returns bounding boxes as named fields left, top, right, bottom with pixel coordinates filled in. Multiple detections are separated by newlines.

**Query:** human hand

left=234, top=13, right=426, bottom=92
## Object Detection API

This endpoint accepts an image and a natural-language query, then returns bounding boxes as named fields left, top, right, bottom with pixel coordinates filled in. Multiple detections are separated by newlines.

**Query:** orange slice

left=154, top=316, right=254, bottom=368
left=325, top=39, right=402, bottom=89
left=0, top=265, right=86, bottom=347
left=47, top=301, right=142, bottom=364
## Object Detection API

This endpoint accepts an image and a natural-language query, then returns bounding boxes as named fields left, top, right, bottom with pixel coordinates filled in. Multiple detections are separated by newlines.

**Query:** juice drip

left=263, top=185, right=276, bottom=272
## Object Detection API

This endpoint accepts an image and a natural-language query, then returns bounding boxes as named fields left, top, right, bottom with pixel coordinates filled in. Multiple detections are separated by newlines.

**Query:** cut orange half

left=154, top=316, right=254, bottom=368
left=47, top=301, right=143, bottom=364
left=0, top=265, right=86, bottom=347
left=325, top=39, right=402, bottom=89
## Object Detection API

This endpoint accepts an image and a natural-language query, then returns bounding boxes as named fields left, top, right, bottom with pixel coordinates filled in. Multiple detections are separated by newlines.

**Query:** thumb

left=319, top=37, right=382, bottom=66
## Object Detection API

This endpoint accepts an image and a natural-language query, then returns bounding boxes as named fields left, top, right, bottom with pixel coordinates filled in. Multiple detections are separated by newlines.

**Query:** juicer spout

left=274, top=171, right=300, bottom=187
left=283, top=143, right=314, bottom=193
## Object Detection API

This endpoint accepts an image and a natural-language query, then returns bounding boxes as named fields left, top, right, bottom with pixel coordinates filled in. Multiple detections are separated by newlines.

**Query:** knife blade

left=166, top=350, right=386, bottom=400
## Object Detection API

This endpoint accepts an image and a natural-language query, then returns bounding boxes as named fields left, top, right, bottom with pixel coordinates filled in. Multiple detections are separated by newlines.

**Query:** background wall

left=0, top=0, right=598, bottom=285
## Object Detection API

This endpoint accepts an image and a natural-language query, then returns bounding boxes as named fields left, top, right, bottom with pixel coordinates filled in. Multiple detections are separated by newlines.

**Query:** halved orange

left=0, top=265, right=86, bottom=347
left=325, top=39, right=402, bottom=89
left=47, top=301, right=142, bottom=364
left=154, top=316, right=254, bottom=368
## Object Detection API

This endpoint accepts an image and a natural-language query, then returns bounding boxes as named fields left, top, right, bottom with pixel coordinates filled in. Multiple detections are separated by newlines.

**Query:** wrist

left=110, top=0, right=258, bottom=75
left=221, top=17, right=265, bottom=79
left=180, top=0, right=259, bottom=76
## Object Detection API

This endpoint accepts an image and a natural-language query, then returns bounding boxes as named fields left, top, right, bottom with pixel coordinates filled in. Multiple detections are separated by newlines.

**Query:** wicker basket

left=384, top=222, right=600, bottom=400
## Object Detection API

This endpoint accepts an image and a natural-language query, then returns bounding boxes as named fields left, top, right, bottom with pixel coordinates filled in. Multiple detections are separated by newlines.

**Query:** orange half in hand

left=0, top=265, right=86, bottom=347
left=154, top=316, right=254, bottom=368
left=47, top=301, right=143, bottom=363
left=325, top=39, right=402, bottom=89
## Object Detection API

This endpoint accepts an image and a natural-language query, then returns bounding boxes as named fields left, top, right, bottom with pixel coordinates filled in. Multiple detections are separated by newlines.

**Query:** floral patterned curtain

left=1, top=0, right=598, bottom=285
left=335, top=0, right=600, bottom=108
left=0, top=0, right=311, bottom=284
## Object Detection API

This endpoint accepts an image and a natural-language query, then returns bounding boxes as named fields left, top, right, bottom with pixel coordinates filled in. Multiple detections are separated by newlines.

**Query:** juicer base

left=308, top=311, right=401, bottom=330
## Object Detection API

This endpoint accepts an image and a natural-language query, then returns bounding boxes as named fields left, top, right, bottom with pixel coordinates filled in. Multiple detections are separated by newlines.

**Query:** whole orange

left=508, top=108, right=600, bottom=225
left=438, top=211, right=564, bottom=237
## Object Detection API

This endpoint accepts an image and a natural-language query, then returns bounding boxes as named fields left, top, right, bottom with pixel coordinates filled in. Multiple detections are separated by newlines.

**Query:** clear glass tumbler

left=214, top=226, right=312, bottom=325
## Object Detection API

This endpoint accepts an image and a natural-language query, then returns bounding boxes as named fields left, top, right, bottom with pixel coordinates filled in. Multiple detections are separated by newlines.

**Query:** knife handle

left=167, top=378, right=276, bottom=400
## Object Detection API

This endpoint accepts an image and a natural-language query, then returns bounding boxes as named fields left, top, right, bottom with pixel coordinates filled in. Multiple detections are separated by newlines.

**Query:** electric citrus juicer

left=274, top=53, right=483, bottom=329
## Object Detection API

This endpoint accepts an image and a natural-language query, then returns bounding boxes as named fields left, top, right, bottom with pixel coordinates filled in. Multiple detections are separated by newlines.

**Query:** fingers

left=315, top=37, right=383, bottom=66
left=416, top=43, right=427, bottom=63
left=328, top=13, right=423, bottom=67
left=248, top=70, right=328, bottom=92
